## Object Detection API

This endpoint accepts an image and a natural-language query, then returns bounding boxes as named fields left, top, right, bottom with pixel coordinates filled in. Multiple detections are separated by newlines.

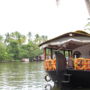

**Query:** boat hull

left=46, top=70, right=66, bottom=85
left=46, top=69, right=90, bottom=87
left=67, top=69, right=90, bottom=87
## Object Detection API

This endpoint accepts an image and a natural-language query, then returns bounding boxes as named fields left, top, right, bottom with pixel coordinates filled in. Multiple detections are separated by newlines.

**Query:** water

left=0, top=62, right=90, bottom=90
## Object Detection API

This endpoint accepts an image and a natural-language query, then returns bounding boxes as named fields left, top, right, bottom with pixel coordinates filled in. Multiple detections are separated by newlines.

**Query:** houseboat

left=39, top=30, right=90, bottom=87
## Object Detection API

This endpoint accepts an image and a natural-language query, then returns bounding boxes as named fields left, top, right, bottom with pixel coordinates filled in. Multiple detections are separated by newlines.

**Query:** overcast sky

left=0, top=0, right=89, bottom=39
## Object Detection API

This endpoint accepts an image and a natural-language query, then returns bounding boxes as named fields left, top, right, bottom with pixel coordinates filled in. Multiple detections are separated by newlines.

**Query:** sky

left=0, top=0, right=89, bottom=39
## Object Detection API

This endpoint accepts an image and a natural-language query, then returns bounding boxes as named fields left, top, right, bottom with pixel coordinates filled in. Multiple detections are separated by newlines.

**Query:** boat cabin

left=39, top=30, right=90, bottom=71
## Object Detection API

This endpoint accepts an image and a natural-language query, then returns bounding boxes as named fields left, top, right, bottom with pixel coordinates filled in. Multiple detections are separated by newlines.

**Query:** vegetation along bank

left=0, top=31, right=47, bottom=62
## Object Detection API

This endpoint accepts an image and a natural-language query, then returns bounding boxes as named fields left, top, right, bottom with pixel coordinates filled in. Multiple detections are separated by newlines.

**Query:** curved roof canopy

left=39, top=30, right=90, bottom=50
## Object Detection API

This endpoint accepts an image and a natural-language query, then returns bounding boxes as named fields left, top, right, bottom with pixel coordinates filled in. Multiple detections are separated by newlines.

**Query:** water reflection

left=0, top=62, right=47, bottom=90
left=44, top=84, right=90, bottom=90
left=0, top=62, right=90, bottom=90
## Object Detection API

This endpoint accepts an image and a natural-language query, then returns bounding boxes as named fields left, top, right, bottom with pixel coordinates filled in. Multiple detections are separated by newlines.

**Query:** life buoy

left=45, top=75, right=51, bottom=82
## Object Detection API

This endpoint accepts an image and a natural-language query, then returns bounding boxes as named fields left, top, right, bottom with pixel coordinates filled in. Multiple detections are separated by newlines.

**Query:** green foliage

left=0, top=43, right=12, bottom=61
left=34, top=34, right=47, bottom=44
left=84, top=21, right=90, bottom=30
left=0, top=31, right=47, bottom=61
left=7, top=41, right=20, bottom=60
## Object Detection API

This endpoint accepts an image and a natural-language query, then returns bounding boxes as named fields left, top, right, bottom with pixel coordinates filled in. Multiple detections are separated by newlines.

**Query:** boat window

left=73, top=51, right=81, bottom=58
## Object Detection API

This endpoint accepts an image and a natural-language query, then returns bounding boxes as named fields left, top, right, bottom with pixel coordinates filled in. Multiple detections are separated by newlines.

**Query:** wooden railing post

left=50, top=48, right=53, bottom=59
left=44, top=48, right=46, bottom=60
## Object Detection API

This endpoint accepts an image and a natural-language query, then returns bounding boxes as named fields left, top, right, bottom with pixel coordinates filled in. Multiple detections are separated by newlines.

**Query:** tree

left=4, top=33, right=10, bottom=44
left=41, top=35, right=48, bottom=43
left=0, top=42, right=12, bottom=61
left=7, top=41, right=20, bottom=60
left=34, top=34, right=48, bottom=44
left=85, top=23, right=90, bottom=30
left=10, top=31, right=26, bottom=45
left=0, top=35, right=3, bottom=42
left=0, top=31, right=47, bottom=61
left=27, top=41, right=43, bottom=60
left=28, top=32, right=32, bottom=42
left=34, top=34, right=41, bottom=44
left=18, top=44, right=29, bottom=59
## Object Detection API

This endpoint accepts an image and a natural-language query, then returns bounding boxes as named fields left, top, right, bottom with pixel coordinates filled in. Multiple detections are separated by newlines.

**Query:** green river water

left=0, top=61, right=90, bottom=90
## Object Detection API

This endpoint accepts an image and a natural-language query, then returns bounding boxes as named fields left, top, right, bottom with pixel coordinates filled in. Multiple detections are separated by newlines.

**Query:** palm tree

left=41, top=35, right=48, bottom=43
left=35, top=34, right=40, bottom=44
left=4, top=33, right=10, bottom=44
left=35, top=34, right=45, bottom=44
left=28, top=32, right=32, bottom=42
left=10, top=31, right=26, bottom=45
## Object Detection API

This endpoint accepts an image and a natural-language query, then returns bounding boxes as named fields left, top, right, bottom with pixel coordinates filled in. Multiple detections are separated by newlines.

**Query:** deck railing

left=74, top=58, right=90, bottom=70
left=44, top=59, right=56, bottom=71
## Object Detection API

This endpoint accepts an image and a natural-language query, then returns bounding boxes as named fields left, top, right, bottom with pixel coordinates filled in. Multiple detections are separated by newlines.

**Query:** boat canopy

left=39, top=30, right=90, bottom=50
